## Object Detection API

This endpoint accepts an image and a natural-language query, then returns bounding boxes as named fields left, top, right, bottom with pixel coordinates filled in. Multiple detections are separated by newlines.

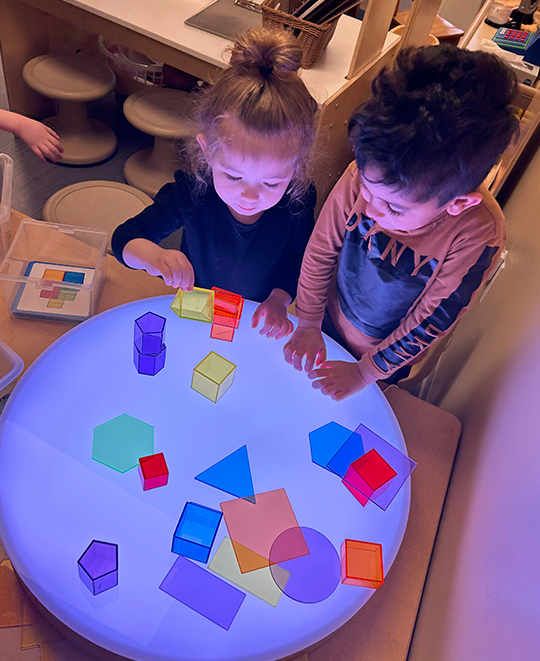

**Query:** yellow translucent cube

left=192, top=352, right=236, bottom=402
left=171, top=287, right=214, bottom=323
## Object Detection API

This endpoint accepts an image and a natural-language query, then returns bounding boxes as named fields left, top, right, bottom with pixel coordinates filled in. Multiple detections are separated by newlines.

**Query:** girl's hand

left=252, top=290, right=293, bottom=339
left=307, top=360, right=368, bottom=401
left=16, top=116, right=63, bottom=163
left=123, top=240, right=195, bottom=289
left=283, top=324, right=326, bottom=372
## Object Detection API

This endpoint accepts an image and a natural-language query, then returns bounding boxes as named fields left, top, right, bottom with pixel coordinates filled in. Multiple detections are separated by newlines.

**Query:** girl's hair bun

left=229, top=27, right=303, bottom=79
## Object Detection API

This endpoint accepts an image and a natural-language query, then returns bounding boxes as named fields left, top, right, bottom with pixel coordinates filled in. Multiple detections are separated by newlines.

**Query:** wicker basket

left=262, top=0, right=339, bottom=69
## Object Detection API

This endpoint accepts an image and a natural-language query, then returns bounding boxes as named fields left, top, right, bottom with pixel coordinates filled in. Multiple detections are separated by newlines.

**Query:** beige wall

left=407, top=139, right=540, bottom=658
left=439, top=0, right=484, bottom=30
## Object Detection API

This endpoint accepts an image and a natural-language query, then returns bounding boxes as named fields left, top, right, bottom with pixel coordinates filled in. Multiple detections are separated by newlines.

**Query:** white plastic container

left=0, top=337, right=23, bottom=400
left=0, top=153, right=14, bottom=264
left=0, top=219, right=108, bottom=323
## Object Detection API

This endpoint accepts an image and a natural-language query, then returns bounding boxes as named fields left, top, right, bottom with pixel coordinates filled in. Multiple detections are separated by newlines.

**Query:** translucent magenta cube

left=139, top=452, right=169, bottom=490
left=134, top=343, right=166, bottom=376
left=192, top=352, right=236, bottom=402
left=134, top=312, right=166, bottom=355
left=341, top=539, right=383, bottom=589
left=172, top=502, right=222, bottom=563
left=171, top=287, right=214, bottom=322
left=78, top=540, right=118, bottom=595
left=343, top=449, right=397, bottom=505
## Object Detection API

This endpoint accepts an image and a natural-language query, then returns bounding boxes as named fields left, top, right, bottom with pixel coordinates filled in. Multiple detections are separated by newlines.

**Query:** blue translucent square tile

left=63, top=271, right=85, bottom=284
left=172, top=502, right=222, bottom=563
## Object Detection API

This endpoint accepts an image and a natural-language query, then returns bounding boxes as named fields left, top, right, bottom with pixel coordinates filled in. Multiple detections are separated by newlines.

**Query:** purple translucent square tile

left=134, top=343, right=166, bottom=376
left=134, top=312, right=166, bottom=355
left=160, top=555, right=245, bottom=630
left=78, top=540, right=118, bottom=595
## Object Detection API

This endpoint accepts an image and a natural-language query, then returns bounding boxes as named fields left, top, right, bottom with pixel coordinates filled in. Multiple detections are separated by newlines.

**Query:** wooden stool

left=42, top=181, right=152, bottom=252
left=22, top=54, right=117, bottom=165
left=122, top=87, right=195, bottom=197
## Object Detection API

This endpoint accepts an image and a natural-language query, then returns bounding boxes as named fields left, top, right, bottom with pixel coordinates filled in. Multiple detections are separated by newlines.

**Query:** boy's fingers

left=251, top=307, right=263, bottom=328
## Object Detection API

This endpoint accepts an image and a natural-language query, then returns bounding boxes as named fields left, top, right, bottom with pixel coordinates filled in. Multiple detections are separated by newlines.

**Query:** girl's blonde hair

left=188, top=27, right=318, bottom=202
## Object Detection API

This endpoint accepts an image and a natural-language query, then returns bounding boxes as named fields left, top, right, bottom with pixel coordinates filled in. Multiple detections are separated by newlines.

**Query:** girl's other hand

left=16, top=116, right=63, bottom=163
left=252, top=290, right=294, bottom=340
left=307, top=360, right=368, bottom=401
left=283, top=323, right=326, bottom=372
left=123, top=240, right=195, bottom=289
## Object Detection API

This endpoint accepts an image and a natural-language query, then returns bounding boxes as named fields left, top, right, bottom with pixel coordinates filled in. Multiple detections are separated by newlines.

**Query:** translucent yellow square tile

left=47, top=298, right=64, bottom=308
left=191, top=352, right=236, bottom=402
left=171, top=288, right=214, bottom=322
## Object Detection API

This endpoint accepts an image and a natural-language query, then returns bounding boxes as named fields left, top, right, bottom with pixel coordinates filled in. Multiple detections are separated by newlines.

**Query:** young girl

left=112, top=28, right=318, bottom=339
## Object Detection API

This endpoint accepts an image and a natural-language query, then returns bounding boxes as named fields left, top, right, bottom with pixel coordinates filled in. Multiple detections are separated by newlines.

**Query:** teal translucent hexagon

left=93, top=414, right=154, bottom=473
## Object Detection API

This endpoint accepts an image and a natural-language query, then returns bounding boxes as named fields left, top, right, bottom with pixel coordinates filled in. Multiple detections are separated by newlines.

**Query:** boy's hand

left=123, top=239, right=194, bottom=289
left=283, top=322, right=326, bottom=372
left=307, top=360, right=367, bottom=401
left=252, top=289, right=293, bottom=339
left=16, top=116, right=63, bottom=163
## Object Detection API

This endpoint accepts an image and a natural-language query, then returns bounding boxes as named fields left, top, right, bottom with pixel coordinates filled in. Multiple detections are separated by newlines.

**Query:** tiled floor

left=0, top=55, right=153, bottom=220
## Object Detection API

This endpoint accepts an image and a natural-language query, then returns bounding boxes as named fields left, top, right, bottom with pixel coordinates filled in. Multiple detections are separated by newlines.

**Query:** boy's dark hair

left=348, top=45, right=519, bottom=206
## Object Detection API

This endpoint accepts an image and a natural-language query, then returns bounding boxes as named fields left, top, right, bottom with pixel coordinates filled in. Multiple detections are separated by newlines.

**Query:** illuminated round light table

left=0, top=297, right=410, bottom=661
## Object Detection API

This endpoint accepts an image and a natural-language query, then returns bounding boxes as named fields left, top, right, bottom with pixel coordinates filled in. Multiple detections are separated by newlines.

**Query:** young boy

left=284, top=45, right=519, bottom=400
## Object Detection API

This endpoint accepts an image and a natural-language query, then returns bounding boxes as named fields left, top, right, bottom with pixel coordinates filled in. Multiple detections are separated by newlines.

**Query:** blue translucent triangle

left=309, top=422, right=354, bottom=471
left=195, top=445, right=255, bottom=503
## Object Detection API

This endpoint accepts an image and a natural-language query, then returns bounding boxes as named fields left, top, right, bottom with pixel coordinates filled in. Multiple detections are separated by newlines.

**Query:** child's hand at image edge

left=122, top=239, right=195, bottom=289
left=252, top=289, right=294, bottom=339
left=307, top=360, right=369, bottom=401
left=15, top=116, right=63, bottom=163
left=283, top=321, right=327, bottom=372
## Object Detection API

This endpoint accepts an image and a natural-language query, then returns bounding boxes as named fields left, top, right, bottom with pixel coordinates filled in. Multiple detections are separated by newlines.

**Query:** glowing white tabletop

left=0, top=296, right=410, bottom=661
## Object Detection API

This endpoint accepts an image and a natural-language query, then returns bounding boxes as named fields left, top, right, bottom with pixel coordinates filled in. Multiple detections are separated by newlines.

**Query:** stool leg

left=48, top=99, right=117, bottom=165
left=124, top=137, right=182, bottom=198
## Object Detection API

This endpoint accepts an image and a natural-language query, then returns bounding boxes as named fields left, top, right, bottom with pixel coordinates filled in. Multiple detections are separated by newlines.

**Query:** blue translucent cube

left=172, top=502, right=222, bottom=563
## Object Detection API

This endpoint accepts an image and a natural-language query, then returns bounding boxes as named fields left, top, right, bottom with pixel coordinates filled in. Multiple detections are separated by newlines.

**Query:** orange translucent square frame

left=341, top=539, right=383, bottom=589
left=212, top=287, right=244, bottom=329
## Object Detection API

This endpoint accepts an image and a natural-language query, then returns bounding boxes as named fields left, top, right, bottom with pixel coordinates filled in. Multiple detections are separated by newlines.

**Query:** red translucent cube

left=343, top=449, right=397, bottom=505
left=341, top=539, right=383, bottom=589
left=210, top=324, right=235, bottom=342
left=138, top=452, right=169, bottom=490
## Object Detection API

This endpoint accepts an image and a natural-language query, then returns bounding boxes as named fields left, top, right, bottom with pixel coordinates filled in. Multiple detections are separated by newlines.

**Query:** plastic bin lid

left=0, top=337, right=23, bottom=391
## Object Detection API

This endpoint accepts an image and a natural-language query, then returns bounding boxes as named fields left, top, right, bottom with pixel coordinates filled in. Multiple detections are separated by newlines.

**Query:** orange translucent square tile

left=221, top=488, right=308, bottom=573
left=340, top=539, right=383, bottom=589
left=43, top=269, right=65, bottom=282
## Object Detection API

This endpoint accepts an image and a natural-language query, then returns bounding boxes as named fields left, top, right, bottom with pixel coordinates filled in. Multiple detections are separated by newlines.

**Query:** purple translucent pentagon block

left=78, top=540, right=118, bottom=595
left=160, top=555, right=245, bottom=630
left=134, top=312, right=166, bottom=355
left=134, top=343, right=166, bottom=376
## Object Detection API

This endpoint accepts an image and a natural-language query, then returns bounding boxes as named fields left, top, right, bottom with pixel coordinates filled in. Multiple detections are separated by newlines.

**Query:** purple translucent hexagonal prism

left=134, top=312, right=167, bottom=376
left=78, top=540, right=118, bottom=595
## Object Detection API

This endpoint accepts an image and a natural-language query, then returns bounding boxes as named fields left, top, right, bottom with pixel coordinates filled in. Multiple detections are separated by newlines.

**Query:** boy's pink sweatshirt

left=295, top=162, right=506, bottom=388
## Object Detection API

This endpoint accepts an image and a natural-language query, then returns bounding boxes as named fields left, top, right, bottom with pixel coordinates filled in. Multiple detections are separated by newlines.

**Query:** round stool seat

left=123, top=88, right=195, bottom=197
left=123, top=88, right=194, bottom=139
left=22, top=54, right=117, bottom=165
left=23, top=54, right=116, bottom=102
left=43, top=181, right=152, bottom=252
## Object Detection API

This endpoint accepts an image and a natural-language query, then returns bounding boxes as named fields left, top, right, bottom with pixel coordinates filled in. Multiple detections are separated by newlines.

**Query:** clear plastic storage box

left=0, top=337, right=23, bottom=400
left=0, top=219, right=108, bottom=323
left=0, top=153, right=14, bottom=264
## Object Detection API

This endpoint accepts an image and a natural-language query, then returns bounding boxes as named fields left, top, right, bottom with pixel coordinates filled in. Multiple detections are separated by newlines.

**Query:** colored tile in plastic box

left=326, top=427, right=365, bottom=478
left=42, top=268, right=64, bottom=281
left=172, top=502, right=222, bottom=563
left=171, top=287, right=214, bottom=322
left=47, top=299, right=64, bottom=309
left=269, top=527, right=340, bottom=604
left=39, top=286, right=60, bottom=299
left=344, top=424, right=416, bottom=511
left=78, top=540, right=118, bottom=595
left=63, top=270, right=85, bottom=284
left=195, top=445, right=255, bottom=503
left=191, top=352, right=236, bottom=402
left=209, top=537, right=289, bottom=607
left=160, top=555, right=245, bottom=630
left=134, top=311, right=166, bottom=355
left=134, top=343, right=166, bottom=376
left=309, top=421, right=354, bottom=471
left=340, top=539, right=383, bottom=589
left=210, top=323, right=235, bottom=342
left=139, top=452, right=169, bottom=490
left=57, top=287, right=77, bottom=301
left=343, top=449, right=397, bottom=506
left=93, top=414, right=154, bottom=473
left=221, top=488, right=308, bottom=573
